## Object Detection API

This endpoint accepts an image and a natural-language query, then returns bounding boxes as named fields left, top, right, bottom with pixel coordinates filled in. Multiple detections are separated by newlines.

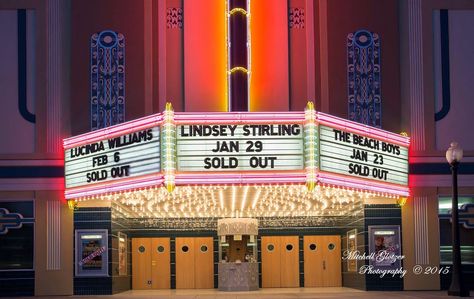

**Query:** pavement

left=10, top=288, right=472, bottom=298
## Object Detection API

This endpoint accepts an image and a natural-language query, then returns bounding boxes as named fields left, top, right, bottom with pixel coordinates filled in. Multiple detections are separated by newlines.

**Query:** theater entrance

left=132, top=237, right=170, bottom=289
left=175, top=237, right=214, bottom=289
left=261, top=236, right=299, bottom=287
left=304, top=235, right=342, bottom=287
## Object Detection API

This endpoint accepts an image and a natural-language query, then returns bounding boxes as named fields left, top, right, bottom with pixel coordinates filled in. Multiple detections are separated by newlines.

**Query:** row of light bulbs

left=74, top=183, right=396, bottom=219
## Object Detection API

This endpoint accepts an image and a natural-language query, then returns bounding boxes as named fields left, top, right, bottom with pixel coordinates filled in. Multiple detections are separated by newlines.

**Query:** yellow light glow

left=305, top=101, right=317, bottom=191
left=228, top=66, right=248, bottom=74
left=226, top=0, right=251, bottom=110
left=162, top=103, right=176, bottom=193
left=397, top=197, right=407, bottom=207
left=241, top=184, right=249, bottom=212
left=67, top=200, right=77, bottom=210
left=229, top=7, right=247, bottom=16
left=74, top=183, right=397, bottom=220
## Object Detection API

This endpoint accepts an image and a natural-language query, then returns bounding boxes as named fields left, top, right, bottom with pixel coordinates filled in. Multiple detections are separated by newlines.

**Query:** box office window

left=439, top=196, right=474, bottom=265
left=0, top=201, right=34, bottom=270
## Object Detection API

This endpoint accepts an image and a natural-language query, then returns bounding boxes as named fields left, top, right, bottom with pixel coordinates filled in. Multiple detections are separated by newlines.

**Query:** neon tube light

left=64, top=113, right=164, bottom=149
left=316, top=112, right=410, bottom=147
left=317, top=171, right=410, bottom=197
left=227, top=0, right=251, bottom=111
left=65, top=173, right=164, bottom=199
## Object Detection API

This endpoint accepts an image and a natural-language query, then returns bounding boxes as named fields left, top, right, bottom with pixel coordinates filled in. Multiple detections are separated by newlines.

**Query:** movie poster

left=75, top=229, right=108, bottom=276
left=347, top=229, right=357, bottom=272
left=368, top=225, right=401, bottom=270
left=118, top=232, right=127, bottom=276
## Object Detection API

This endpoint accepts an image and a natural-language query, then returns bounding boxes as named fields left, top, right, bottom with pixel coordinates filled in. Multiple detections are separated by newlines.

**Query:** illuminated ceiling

left=75, top=184, right=397, bottom=220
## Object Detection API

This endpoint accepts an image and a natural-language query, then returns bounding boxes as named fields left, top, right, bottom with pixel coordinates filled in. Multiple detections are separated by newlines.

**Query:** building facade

left=0, top=0, right=473, bottom=296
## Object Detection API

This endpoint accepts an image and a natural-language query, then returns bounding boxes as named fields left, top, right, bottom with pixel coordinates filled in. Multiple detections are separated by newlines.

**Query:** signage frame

left=65, top=126, right=161, bottom=189
left=75, top=229, right=109, bottom=277
left=347, top=229, right=358, bottom=272
left=63, top=107, right=410, bottom=199
left=176, top=123, right=305, bottom=172
left=368, top=225, right=402, bottom=270
left=318, top=124, right=409, bottom=186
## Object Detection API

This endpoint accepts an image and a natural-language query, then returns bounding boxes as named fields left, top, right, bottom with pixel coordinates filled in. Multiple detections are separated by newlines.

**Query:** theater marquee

left=65, top=126, right=161, bottom=189
left=319, top=125, right=408, bottom=185
left=177, top=124, right=304, bottom=171
left=63, top=103, right=410, bottom=200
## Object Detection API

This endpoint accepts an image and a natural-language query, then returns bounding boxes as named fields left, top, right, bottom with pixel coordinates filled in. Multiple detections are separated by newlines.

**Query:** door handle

left=323, top=260, right=326, bottom=270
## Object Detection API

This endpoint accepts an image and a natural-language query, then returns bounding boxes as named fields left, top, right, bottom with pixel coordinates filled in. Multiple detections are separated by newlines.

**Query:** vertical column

left=46, top=0, right=65, bottom=153
left=407, top=0, right=425, bottom=151
left=227, top=0, right=249, bottom=111
left=249, top=0, right=289, bottom=111
left=289, top=1, right=308, bottom=110
left=402, top=190, right=441, bottom=290
left=318, top=0, right=329, bottom=113
left=35, top=191, right=73, bottom=296
left=46, top=200, right=61, bottom=270
left=184, top=0, right=227, bottom=112
left=165, top=0, right=184, bottom=112
left=156, top=0, right=167, bottom=110
left=144, top=0, right=153, bottom=114
left=414, top=196, right=429, bottom=264
left=305, top=0, right=315, bottom=104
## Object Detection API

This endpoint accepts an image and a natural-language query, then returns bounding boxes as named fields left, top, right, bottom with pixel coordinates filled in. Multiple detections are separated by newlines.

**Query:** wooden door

left=151, top=238, right=170, bottom=289
left=280, top=236, right=299, bottom=287
left=176, top=237, right=195, bottom=288
left=132, top=238, right=152, bottom=289
left=322, top=235, right=341, bottom=287
left=304, top=236, right=324, bottom=287
left=304, top=235, right=341, bottom=287
left=193, top=237, right=214, bottom=289
left=261, top=236, right=281, bottom=287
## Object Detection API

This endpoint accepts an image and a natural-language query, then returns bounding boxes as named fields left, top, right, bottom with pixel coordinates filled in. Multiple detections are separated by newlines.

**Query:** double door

left=261, top=236, right=299, bottom=287
left=175, top=237, right=214, bottom=289
left=304, top=235, right=341, bottom=287
left=132, top=238, right=170, bottom=289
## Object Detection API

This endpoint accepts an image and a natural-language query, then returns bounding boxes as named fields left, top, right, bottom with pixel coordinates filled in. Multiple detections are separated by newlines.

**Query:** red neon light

left=65, top=174, right=164, bottom=199
left=317, top=171, right=410, bottom=197
left=175, top=172, right=306, bottom=185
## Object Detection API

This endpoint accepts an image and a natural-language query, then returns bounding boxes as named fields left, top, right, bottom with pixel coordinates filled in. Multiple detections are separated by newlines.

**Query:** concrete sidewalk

left=11, top=288, right=472, bottom=298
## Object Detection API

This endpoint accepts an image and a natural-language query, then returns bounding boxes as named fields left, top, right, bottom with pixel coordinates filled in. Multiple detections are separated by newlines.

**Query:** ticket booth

left=217, top=218, right=259, bottom=291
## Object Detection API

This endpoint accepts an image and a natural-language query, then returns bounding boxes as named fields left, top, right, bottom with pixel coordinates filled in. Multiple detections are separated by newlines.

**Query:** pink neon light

left=317, top=172, right=410, bottom=197
left=316, top=112, right=410, bottom=147
left=65, top=174, right=164, bottom=199
left=174, top=111, right=305, bottom=124
left=64, top=114, right=164, bottom=149
left=175, top=172, right=306, bottom=185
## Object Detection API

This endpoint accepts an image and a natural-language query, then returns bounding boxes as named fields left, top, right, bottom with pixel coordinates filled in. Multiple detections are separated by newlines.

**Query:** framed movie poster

left=368, top=225, right=401, bottom=270
left=347, top=229, right=357, bottom=272
left=118, top=232, right=127, bottom=276
left=75, top=229, right=108, bottom=277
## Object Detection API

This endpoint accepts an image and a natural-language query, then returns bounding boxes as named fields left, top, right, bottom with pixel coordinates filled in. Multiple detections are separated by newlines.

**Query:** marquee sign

left=63, top=104, right=410, bottom=199
left=176, top=124, right=304, bottom=172
left=319, top=125, right=408, bottom=185
left=65, top=126, right=161, bottom=189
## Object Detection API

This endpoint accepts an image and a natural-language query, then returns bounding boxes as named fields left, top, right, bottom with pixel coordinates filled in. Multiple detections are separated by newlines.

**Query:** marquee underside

left=73, top=183, right=399, bottom=220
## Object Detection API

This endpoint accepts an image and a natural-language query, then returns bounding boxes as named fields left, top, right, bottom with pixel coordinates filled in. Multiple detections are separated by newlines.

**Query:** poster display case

left=75, top=229, right=108, bottom=277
